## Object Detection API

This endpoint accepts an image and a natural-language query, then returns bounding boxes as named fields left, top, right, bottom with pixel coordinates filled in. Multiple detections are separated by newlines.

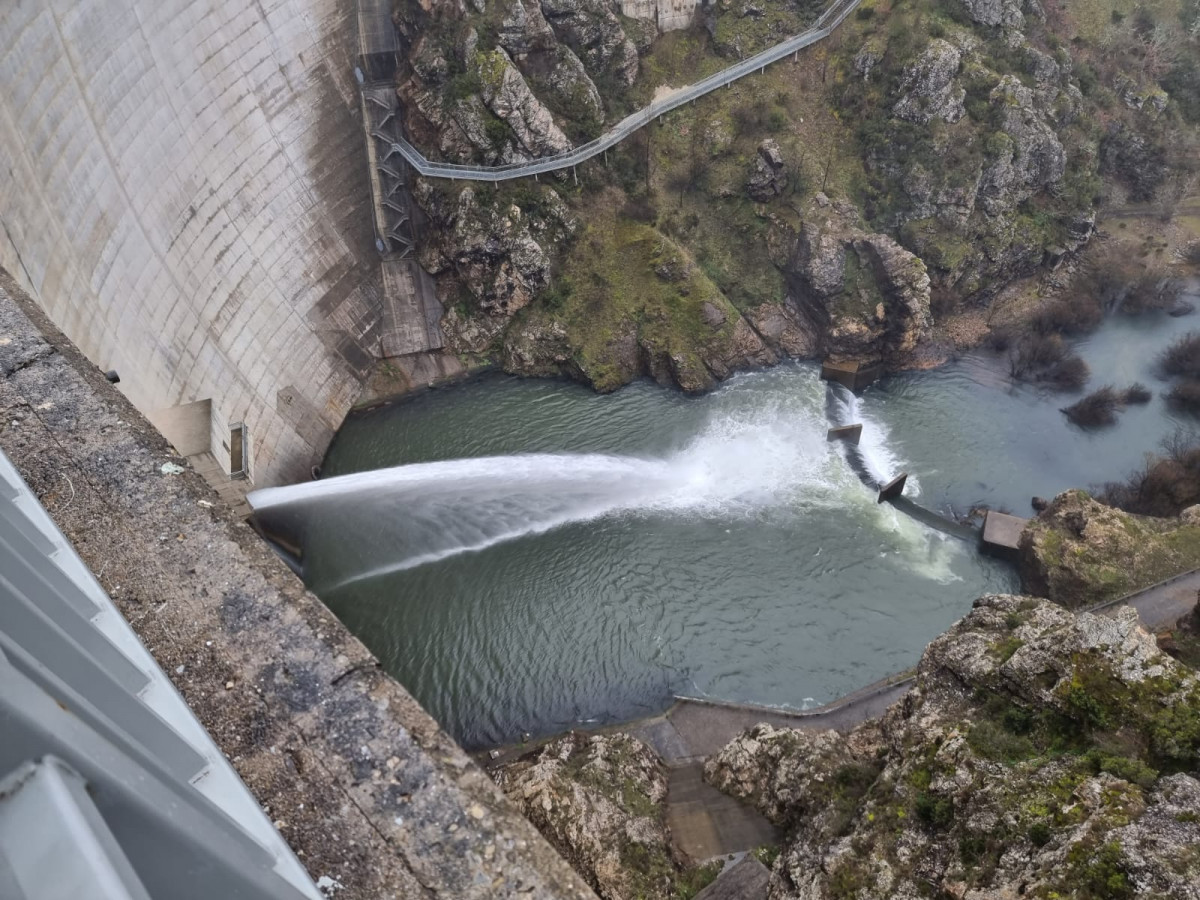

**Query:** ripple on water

left=266, top=362, right=1030, bottom=748
left=266, top=292, right=1200, bottom=746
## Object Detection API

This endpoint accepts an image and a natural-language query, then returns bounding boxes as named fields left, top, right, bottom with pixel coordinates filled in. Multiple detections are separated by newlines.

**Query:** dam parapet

left=0, top=272, right=594, bottom=898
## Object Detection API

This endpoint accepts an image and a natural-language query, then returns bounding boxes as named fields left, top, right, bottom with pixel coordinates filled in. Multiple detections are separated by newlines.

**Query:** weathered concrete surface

left=621, top=0, right=701, bottom=31
left=0, top=270, right=594, bottom=900
left=982, top=509, right=1028, bottom=553
left=666, top=763, right=779, bottom=861
left=0, top=0, right=394, bottom=485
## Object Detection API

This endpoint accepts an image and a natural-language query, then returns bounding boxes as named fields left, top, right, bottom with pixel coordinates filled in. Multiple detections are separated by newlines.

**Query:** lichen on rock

left=705, top=594, right=1200, bottom=899
left=492, top=732, right=681, bottom=900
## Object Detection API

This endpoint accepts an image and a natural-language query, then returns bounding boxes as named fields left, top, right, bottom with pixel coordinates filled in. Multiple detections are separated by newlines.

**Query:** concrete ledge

left=981, top=510, right=1027, bottom=558
left=826, top=424, right=863, bottom=445
left=820, top=359, right=882, bottom=392
left=0, top=270, right=594, bottom=900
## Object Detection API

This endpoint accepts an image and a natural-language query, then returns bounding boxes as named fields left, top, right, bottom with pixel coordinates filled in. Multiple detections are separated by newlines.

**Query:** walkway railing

left=384, top=0, right=864, bottom=181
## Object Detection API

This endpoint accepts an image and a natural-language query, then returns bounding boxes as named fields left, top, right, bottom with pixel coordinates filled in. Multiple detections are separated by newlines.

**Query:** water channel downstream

left=252, top=289, right=1200, bottom=749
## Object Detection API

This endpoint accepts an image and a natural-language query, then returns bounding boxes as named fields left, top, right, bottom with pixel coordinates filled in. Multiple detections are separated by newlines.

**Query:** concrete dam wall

left=0, top=0, right=434, bottom=485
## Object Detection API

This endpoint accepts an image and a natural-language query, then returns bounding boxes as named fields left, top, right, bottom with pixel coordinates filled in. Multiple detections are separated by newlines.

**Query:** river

left=251, top=290, right=1200, bottom=749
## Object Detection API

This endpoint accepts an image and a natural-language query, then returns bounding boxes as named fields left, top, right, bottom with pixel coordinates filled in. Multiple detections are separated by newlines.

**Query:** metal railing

left=387, top=0, right=863, bottom=181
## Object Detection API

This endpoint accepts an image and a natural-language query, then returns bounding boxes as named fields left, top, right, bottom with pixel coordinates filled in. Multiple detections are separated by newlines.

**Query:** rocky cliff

left=389, top=0, right=1199, bottom=392
left=706, top=594, right=1200, bottom=899
left=492, top=732, right=693, bottom=900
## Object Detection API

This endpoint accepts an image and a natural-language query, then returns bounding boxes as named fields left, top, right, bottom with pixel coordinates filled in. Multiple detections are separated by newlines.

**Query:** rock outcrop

left=774, top=211, right=932, bottom=363
left=957, top=0, right=1024, bottom=29
left=476, top=47, right=574, bottom=158
left=415, top=181, right=577, bottom=353
left=493, top=732, right=681, bottom=900
left=540, top=0, right=640, bottom=86
left=498, top=0, right=605, bottom=130
left=1019, top=490, right=1200, bottom=609
left=892, top=39, right=965, bottom=126
left=854, top=21, right=1091, bottom=304
left=706, top=594, right=1200, bottom=900
left=747, top=139, right=789, bottom=201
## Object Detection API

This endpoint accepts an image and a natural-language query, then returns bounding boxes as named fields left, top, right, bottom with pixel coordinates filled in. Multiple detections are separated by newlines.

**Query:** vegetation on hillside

left=391, top=0, right=1200, bottom=390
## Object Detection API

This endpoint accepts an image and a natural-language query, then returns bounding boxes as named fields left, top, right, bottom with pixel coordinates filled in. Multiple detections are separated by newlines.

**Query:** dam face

left=0, top=0, right=394, bottom=484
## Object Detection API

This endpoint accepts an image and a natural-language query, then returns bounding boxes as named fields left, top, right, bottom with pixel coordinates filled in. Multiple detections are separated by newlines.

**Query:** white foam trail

left=250, top=366, right=952, bottom=583
left=831, top=386, right=919, bottom=495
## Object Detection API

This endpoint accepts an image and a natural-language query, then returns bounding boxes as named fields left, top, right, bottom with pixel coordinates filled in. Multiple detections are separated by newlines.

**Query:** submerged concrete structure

left=0, top=0, right=441, bottom=486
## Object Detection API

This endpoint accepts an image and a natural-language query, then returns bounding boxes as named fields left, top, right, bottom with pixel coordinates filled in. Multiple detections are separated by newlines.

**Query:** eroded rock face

left=977, top=75, right=1066, bottom=216
left=958, top=0, right=1024, bottom=29
left=476, top=47, right=574, bottom=158
left=415, top=181, right=577, bottom=353
left=892, top=39, right=965, bottom=126
left=855, top=23, right=1086, bottom=303
left=707, top=595, right=1200, bottom=900
left=778, top=215, right=931, bottom=363
left=499, top=0, right=605, bottom=129
left=493, top=732, right=679, bottom=900
left=540, top=0, right=639, bottom=86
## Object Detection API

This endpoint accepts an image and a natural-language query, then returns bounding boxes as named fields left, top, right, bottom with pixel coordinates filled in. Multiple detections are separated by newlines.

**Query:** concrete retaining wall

left=0, top=0, right=387, bottom=485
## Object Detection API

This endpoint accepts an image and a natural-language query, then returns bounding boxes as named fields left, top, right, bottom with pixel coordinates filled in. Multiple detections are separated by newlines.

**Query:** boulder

left=746, top=139, right=788, bottom=201
left=783, top=217, right=931, bottom=361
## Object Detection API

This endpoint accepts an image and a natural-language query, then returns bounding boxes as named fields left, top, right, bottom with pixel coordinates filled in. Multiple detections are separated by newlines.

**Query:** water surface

left=253, top=289, right=1199, bottom=749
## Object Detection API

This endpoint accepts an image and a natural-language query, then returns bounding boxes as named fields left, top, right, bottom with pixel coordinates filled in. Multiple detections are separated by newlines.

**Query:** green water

left=264, top=293, right=1199, bottom=750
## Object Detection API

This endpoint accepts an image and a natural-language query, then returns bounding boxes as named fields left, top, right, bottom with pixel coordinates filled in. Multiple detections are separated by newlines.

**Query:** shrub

left=1010, top=334, right=1089, bottom=389
left=1167, top=380, right=1200, bottom=413
left=620, top=197, right=657, bottom=223
left=1148, top=699, right=1200, bottom=766
left=915, top=791, right=954, bottom=829
left=1084, top=751, right=1159, bottom=789
left=1097, top=429, right=1200, bottom=516
left=1030, top=296, right=1104, bottom=336
left=1122, top=382, right=1152, bottom=404
left=1158, top=332, right=1200, bottom=379
left=1028, top=821, right=1052, bottom=847
left=540, top=276, right=573, bottom=310
left=968, top=719, right=1035, bottom=762
left=1062, top=386, right=1121, bottom=427
left=1065, top=841, right=1132, bottom=900
left=1122, top=274, right=1184, bottom=315
left=987, top=325, right=1018, bottom=352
